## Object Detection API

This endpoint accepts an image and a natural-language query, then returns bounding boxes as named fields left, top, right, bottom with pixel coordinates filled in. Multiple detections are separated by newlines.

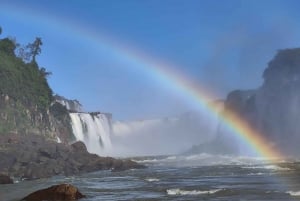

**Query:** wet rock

left=0, top=174, right=13, bottom=184
left=21, top=183, right=85, bottom=201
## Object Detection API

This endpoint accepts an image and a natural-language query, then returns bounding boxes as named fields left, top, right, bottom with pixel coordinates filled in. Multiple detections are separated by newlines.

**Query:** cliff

left=221, top=48, right=300, bottom=156
left=0, top=37, right=74, bottom=142
left=185, top=48, right=300, bottom=156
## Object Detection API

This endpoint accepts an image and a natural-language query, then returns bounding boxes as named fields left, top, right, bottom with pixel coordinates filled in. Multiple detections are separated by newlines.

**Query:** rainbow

left=0, top=3, right=284, bottom=160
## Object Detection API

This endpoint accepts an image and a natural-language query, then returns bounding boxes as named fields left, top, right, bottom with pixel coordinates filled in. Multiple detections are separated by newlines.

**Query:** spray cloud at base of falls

left=110, top=107, right=224, bottom=157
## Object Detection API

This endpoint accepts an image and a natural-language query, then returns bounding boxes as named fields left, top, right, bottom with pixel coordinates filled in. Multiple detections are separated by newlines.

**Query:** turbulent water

left=2, top=154, right=300, bottom=201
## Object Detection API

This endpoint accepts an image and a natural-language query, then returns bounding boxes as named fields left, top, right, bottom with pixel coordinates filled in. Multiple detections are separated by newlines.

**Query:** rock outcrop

left=185, top=48, right=300, bottom=156
left=220, top=48, right=300, bottom=156
left=21, top=184, right=85, bottom=201
left=0, top=174, right=13, bottom=184
left=0, top=134, right=145, bottom=180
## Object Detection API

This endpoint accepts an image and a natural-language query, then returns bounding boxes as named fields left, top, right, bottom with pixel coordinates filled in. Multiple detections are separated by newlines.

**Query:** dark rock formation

left=0, top=174, right=13, bottom=184
left=185, top=48, right=300, bottom=156
left=254, top=49, right=300, bottom=151
left=220, top=48, right=300, bottom=156
left=21, top=183, right=85, bottom=201
left=225, top=89, right=257, bottom=116
left=0, top=134, right=145, bottom=180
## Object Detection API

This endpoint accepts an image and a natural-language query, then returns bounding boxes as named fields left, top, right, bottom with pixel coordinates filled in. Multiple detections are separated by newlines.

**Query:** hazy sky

left=1, top=0, right=300, bottom=120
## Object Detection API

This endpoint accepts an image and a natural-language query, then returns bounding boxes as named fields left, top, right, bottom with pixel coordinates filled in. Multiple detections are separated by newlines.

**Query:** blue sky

left=1, top=0, right=300, bottom=120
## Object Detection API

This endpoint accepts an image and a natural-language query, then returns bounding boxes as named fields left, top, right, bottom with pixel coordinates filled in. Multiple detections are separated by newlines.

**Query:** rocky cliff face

left=0, top=37, right=75, bottom=143
left=254, top=48, right=300, bottom=154
left=221, top=48, right=300, bottom=156
left=0, top=94, right=74, bottom=143
left=186, top=48, right=300, bottom=156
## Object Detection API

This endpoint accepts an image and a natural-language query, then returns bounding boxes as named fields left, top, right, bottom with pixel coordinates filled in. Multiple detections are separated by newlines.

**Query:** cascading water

left=70, top=112, right=112, bottom=155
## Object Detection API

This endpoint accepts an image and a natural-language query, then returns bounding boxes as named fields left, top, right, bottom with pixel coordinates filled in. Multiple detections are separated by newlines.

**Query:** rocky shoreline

left=0, top=134, right=145, bottom=181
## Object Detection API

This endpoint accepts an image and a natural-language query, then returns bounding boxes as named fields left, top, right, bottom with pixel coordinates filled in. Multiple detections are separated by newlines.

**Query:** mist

left=108, top=102, right=224, bottom=157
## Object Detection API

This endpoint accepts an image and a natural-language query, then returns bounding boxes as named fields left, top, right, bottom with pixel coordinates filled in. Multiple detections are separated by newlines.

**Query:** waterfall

left=70, top=112, right=112, bottom=155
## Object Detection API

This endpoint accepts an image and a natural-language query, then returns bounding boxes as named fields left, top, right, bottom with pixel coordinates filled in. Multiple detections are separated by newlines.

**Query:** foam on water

left=286, top=191, right=300, bottom=196
left=133, top=153, right=272, bottom=167
left=247, top=172, right=265, bottom=176
left=242, top=165, right=291, bottom=171
left=167, top=188, right=222, bottom=196
left=145, top=178, right=160, bottom=182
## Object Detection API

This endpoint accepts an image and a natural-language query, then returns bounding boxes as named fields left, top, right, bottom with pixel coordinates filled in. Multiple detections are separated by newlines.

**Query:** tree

left=16, top=45, right=31, bottom=62
left=26, top=37, right=42, bottom=62
left=40, top=67, right=52, bottom=78
left=0, top=38, right=17, bottom=56
left=0, top=26, right=2, bottom=35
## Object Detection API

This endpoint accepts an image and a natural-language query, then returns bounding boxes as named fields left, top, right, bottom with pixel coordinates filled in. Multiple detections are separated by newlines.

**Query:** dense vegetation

left=0, top=37, right=53, bottom=110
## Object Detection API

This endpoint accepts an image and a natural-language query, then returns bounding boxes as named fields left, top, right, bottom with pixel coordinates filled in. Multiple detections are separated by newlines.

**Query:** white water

left=145, top=178, right=160, bottom=182
left=287, top=191, right=300, bottom=196
left=133, top=153, right=283, bottom=167
left=70, top=113, right=112, bottom=155
left=56, top=136, right=62, bottom=143
left=167, top=188, right=222, bottom=195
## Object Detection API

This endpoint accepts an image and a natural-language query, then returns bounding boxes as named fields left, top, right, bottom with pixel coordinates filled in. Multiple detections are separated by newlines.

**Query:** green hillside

left=0, top=31, right=71, bottom=138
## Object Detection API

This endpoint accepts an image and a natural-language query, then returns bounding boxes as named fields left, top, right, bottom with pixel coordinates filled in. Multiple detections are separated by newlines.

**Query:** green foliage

left=16, top=37, right=43, bottom=63
left=0, top=37, right=53, bottom=112
left=0, top=38, right=16, bottom=56
left=26, top=37, right=42, bottom=62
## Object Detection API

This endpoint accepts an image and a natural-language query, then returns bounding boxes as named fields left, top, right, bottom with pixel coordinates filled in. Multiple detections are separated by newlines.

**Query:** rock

left=0, top=134, right=145, bottom=180
left=71, top=141, right=87, bottom=152
left=0, top=174, right=13, bottom=184
left=112, top=159, right=145, bottom=172
left=21, top=183, right=85, bottom=201
left=215, top=48, right=300, bottom=156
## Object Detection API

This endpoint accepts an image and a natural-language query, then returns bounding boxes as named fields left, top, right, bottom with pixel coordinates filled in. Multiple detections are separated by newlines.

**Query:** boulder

left=0, top=174, right=13, bottom=184
left=71, top=141, right=88, bottom=152
left=112, top=159, right=145, bottom=172
left=21, top=183, right=85, bottom=201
